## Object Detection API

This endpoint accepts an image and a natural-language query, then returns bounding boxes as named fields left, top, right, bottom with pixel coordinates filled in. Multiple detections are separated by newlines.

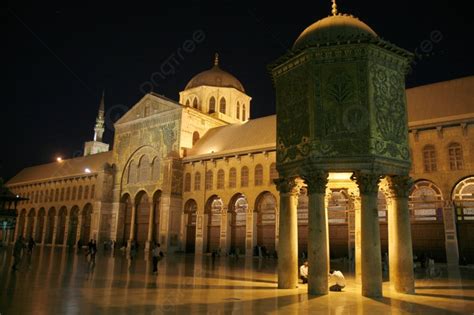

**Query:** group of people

left=11, top=236, right=36, bottom=271
left=299, top=261, right=346, bottom=292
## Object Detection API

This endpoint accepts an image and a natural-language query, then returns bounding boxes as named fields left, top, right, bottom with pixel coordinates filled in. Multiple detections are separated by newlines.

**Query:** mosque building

left=4, top=4, right=474, bottom=271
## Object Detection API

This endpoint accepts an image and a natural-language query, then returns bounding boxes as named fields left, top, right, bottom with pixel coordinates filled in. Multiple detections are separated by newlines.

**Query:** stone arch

left=452, top=176, right=474, bottom=263
left=205, top=195, right=223, bottom=252
left=36, top=208, right=46, bottom=243
left=193, top=97, right=199, bottom=110
left=56, top=206, right=68, bottom=244
left=409, top=180, right=446, bottom=261
left=81, top=203, right=93, bottom=244
left=151, top=157, right=160, bottom=181
left=118, top=193, right=132, bottom=246
left=228, top=193, right=248, bottom=254
left=184, top=199, right=197, bottom=253
left=134, top=190, right=150, bottom=247
left=236, top=101, right=240, bottom=119
left=255, top=191, right=277, bottom=254
left=185, top=99, right=190, bottom=106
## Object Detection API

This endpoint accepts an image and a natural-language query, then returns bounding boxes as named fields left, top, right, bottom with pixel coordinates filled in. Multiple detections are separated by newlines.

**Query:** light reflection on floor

left=0, top=247, right=473, bottom=314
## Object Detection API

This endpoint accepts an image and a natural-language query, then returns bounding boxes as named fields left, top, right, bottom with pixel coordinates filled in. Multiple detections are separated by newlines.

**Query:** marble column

left=352, top=172, right=383, bottom=297
left=388, top=175, right=415, bottom=294
left=128, top=204, right=137, bottom=249
left=304, top=171, right=329, bottom=295
left=51, top=215, right=58, bottom=246
left=75, top=215, right=83, bottom=247
left=31, top=215, right=38, bottom=242
left=62, top=215, right=70, bottom=246
left=40, top=215, right=47, bottom=245
left=275, top=177, right=301, bottom=289
left=146, top=203, right=154, bottom=251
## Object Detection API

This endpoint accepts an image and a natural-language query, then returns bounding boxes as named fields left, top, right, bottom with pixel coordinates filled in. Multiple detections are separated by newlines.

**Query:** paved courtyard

left=0, top=247, right=473, bottom=314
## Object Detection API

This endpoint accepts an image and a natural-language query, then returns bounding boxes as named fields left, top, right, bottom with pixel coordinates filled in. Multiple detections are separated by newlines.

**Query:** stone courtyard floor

left=0, top=247, right=473, bottom=314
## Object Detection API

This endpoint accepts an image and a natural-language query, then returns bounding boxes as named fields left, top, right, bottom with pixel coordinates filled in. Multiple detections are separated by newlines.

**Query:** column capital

left=274, top=177, right=302, bottom=196
left=351, top=171, right=381, bottom=194
left=387, top=175, right=413, bottom=198
left=302, top=170, right=328, bottom=194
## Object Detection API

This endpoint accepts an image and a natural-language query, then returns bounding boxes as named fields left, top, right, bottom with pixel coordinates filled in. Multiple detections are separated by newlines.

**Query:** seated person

left=329, top=269, right=346, bottom=291
left=300, top=261, right=308, bottom=284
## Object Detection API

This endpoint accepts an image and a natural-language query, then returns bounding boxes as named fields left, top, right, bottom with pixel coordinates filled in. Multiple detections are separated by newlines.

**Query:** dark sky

left=3, top=1, right=473, bottom=181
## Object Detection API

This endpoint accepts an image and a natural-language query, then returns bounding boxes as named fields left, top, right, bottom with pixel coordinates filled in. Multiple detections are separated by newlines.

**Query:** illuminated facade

left=4, top=32, right=474, bottom=275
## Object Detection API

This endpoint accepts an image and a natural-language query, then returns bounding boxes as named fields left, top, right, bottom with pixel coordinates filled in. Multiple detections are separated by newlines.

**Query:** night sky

left=4, top=1, right=473, bottom=181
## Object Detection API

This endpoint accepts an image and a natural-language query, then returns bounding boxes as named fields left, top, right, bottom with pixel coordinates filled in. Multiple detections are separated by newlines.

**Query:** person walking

left=89, top=239, right=97, bottom=262
left=27, top=236, right=36, bottom=255
left=151, top=242, right=163, bottom=275
left=12, top=237, right=26, bottom=271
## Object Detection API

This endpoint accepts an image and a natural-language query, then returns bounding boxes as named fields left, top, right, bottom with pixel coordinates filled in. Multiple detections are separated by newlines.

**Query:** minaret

left=83, top=91, right=110, bottom=156
left=94, top=91, right=105, bottom=142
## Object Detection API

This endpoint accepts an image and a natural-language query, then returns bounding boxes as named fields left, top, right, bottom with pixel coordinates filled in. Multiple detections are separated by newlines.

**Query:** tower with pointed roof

left=179, top=53, right=252, bottom=124
left=84, top=91, right=110, bottom=156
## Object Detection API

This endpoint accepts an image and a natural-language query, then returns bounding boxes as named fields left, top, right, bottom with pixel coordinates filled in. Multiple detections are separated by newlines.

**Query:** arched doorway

left=36, top=208, right=45, bottom=243
left=135, top=191, right=150, bottom=248
left=81, top=204, right=93, bottom=243
left=152, top=191, right=161, bottom=243
left=184, top=199, right=197, bottom=253
left=56, top=206, right=67, bottom=245
left=255, top=192, right=277, bottom=254
left=27, top=209, right=35, bottom=238
left=409, top=180, right=446, bottom=261
left=297, top=188, right=308, bottom=255
left=45, top=208, right=56, bottom=244
left=118, top=194, right=132, bottom=247
left=452, top=176, right=474, bottom=263
left=229, top=194, right=247, bottom=255
left=17, top=209, right=26, bottom=239
left=205, top=196, right=222, bottom=253
left=327, top=189, right=350, bottom=258
left=67, top=206, right=80, bottom=246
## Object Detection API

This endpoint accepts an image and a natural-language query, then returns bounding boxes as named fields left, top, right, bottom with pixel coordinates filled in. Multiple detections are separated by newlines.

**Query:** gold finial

left=331, top=0, right=338, bottom=16
left=214, top=53, right=219, bottom=66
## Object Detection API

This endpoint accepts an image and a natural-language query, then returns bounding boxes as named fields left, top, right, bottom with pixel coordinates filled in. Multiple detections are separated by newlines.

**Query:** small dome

left=293, top=14, right=377, bottom=50
left=185, top=55, right=245, bottom=92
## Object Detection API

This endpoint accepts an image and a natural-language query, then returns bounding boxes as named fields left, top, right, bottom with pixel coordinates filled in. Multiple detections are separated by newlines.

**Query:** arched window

left=84, top=186, right=89, bottom=199
left=241, top=166, right=249, bottom=187
left=78, top=186, right=83, bottom=200
left=269, top=163, right=278, bottom=182
left=55, top=188, right=60, bottom=202
left=138, top=155, right=150, bottom=182
left=50, top=189, right=54, bottom=202
left=193, top=98, right=199, bottom=109
left=255, top=164, right=263, bottom=186
left=219, top=97, right=226, bottom=114
left=243, top=105, right=246, bottom=120
left=209, top=97, right=216, bottom=113
left=192, top=131, right=200, bottom=146
left=205, top=170, right=213, bottom=190
left=128, top=160, right=137, bottom=184
left=448, top=143, right=463, bottom=170
left=152, top=157, right=160, bottom=181
left=185, top=99, right=190, bottom=106
left=184, top=173, right=191, bottom=192
left=229, top=168, right=237, bottom=188
left=91, top=185, right=95, bottom=199
left=194, top=172, right=201, bottom=191
left=236, top=102, right=240, bottom=119
left=66, top=187, right=71, bottom=201
left=423, top=145, right=437, bottom=172
left=60, top=188, right=65, bottom=201
left=72, top=187, right=77, bottom=200
left=217, top=169, right=225, bottom=189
